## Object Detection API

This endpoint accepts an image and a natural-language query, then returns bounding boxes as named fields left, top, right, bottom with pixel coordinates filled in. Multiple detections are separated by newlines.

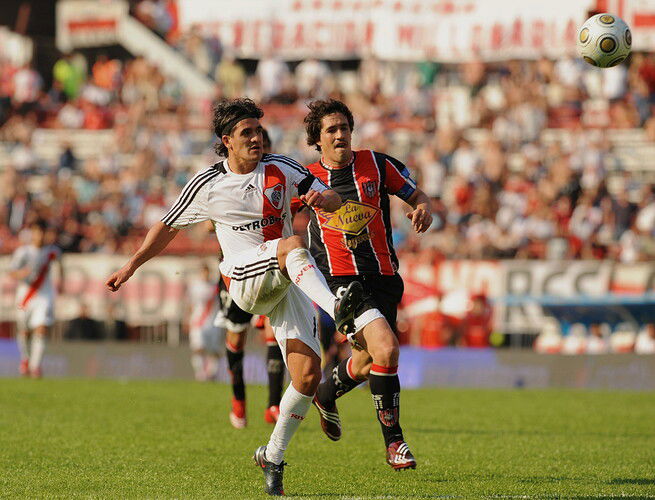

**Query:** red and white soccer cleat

left=19, top=359, right=29, bottom=377
left=30, top=367, right=42, bottom=379
left=229, top=397, right=247, bottom=429
left=386, top=440, right=417, bottom=471
left=264, top=405, right=280, bottom=424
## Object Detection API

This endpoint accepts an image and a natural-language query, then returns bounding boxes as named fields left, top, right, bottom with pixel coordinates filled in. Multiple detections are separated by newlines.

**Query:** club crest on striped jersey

left=317, top=200, right=380, bottom=236
left=264, top=183, right=284, bottom=210
left=362, top=180, right=377, bottom=198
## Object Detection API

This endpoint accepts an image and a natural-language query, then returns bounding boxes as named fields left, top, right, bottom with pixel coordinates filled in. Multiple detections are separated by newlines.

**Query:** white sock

left=191, top=353, right=205, bottom=380
left=17, top=332, right=29, bottom=361
left=205, top=355, right=219, bottom=380
left=29, top=335, right=45, bottom=371
left=265, top=383, right=312, bottom=465
left=285, top=248, right=336, bottom=318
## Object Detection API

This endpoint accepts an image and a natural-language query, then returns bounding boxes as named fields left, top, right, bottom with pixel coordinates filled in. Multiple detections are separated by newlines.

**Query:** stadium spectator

left=635, top=324, right=655, bottom=354
left=64, top=302, right=104, bottom=340
left=53, top=53, right=86, bottom=101
left=3, top=31, right=655, bottom=263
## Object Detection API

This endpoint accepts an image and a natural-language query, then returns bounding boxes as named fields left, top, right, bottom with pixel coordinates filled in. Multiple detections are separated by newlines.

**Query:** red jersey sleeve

left=383, top=155, right=417, bottom=201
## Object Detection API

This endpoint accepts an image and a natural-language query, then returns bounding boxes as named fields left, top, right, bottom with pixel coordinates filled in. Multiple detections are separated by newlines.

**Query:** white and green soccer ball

left=577, top=13, right=632, bottom=68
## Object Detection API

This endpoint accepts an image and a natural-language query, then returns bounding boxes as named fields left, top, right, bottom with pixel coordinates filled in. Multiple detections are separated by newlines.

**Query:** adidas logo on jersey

left=243, top=184, right=257, bottom=197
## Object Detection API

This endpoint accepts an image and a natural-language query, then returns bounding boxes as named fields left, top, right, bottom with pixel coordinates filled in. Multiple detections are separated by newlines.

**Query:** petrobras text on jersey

left=231, top=213, right=286, bottom=232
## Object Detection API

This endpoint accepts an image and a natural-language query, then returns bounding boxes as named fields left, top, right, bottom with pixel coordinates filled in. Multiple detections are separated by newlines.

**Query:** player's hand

left=406, top=206, right=432, bottom=233
left=299, top=189, right=326, bottom=208
left=105, top=265, right=134, bottom=292
left=10, top=267, right=31, bottom=280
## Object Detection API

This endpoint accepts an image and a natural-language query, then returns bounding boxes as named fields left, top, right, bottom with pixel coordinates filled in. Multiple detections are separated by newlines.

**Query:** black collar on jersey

left=320, top=152, right=355, bottom=171
left=220, top=114, right=260, bottom=137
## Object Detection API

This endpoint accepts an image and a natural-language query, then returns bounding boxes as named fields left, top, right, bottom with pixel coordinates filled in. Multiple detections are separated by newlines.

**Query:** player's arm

left=300, top=188, right=341, bottom=212
left=105, top=222, right=179, bottom=291
left=7, top=267, right=30, bottom=280
left=107, top=166, right=214, bottom=291
left=404, top=188, right=433, bottom=234
left=382, top=154, right=432, bottom=233
left=7, top=250, right=30, bottom=280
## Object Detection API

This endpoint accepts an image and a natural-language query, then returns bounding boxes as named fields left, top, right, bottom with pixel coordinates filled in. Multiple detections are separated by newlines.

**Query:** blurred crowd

left=534, top=320, right=655, bottom=355
left=2, top=19, right=655, bottom=261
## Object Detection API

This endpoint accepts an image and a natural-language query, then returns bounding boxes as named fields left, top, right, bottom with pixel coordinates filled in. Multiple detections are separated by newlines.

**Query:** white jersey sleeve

left=9, top=246, right=27, bottom=271
left=161, top=166, right=222, bottom=228
left=262, top=153, right=328, bottom=198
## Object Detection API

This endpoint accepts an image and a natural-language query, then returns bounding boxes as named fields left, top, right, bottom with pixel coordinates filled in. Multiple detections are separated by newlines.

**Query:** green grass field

left=1, top=379, right=654, bottom=499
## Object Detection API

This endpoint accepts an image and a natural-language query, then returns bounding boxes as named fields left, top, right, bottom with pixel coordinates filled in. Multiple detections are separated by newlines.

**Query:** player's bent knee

left=293, top=367, right=321, bottom=396
left=372, top=340, right=399, bottom=366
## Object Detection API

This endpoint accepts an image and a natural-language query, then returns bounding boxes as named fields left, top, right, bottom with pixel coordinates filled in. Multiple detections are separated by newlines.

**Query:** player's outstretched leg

left=254, top=339, right=320, bottom=496
left=226, top=335, right=246, bottom=428
left=190, top=349, right=206, bottom=381
left=17, top=331, right=30, bottom=376
left=29, top=329, right=46, bottom=378
left=277, top=236, right=362, bottom=334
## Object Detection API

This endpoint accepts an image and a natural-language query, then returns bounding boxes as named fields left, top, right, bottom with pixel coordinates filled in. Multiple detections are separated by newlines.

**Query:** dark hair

left=304, top=99, right=354, bottom=152
left=212, top=98, right=264, bottom=157
left=30, top=219, right=48, bottom=231
left=262, top=128, right=271, bottom=152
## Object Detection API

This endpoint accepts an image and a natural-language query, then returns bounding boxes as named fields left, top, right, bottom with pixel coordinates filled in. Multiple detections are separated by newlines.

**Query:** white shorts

left=224, top=239, right=321, bottom=362
left=189, top=325, right=223, bottom=353
left=17, top=295, right=54, bottom=331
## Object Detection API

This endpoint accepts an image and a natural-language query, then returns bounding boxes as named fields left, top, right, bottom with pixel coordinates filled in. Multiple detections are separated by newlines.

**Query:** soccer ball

left=577, top=13, right=632, bottom=68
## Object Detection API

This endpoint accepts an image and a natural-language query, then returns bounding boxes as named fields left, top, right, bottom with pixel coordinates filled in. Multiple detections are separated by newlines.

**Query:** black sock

left=316, top=357, right=361, bottom=406
left=369, top=365, right=403, bottom=447
left=226, top=347, right=245, bottom=401
left=266, top=344, right=284, bottom=407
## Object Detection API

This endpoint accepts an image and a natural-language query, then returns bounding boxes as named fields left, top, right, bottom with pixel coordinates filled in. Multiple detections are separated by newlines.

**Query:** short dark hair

left=31, top=219, right=48, bottom=231
left=262, top=128, right=271, bottom=151
left=304, top=99, right=354, bottom=152
left=212, top=98, right=264, bottom=157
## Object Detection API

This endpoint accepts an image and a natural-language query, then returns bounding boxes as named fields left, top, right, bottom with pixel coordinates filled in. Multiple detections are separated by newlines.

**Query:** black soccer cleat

left=253, top=445, right=286, bottom=496
left=312, top=396, right=341, bottom=441
left=334, top=281, right=363, bottom=335
left=386, top=440, right=417, bottom=471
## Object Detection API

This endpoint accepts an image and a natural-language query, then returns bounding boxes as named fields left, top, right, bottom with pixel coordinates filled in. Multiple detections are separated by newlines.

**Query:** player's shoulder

left=261, top=153, right=310, bottom=175
left=189, top=162, right=227, bottom=180
left=12, top=244, right=28, bottom=257
left=47, top=245, right=62, bottom=256
left=181, top=162, right=226, bottom=191
left=359, top=149, right=398, bottom=164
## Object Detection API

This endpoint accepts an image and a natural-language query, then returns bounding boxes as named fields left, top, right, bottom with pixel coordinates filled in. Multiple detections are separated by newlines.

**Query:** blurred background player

left=7, top=220, right=64, bottom=378
left=214, top=278, right=285, bottom=428
left=213, top=127, right=285, bottom=428
left=303, top=99, right=432, bottom=470
left=187, top=262, right=222, bottom=381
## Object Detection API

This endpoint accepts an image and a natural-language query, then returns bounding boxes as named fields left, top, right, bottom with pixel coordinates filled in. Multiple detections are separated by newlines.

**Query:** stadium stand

left=2, top=7, right=655, bottom=350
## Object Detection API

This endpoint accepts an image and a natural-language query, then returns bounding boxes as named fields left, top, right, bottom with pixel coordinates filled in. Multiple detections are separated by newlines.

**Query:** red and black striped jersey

left=305, top=150, right=417, bottom=276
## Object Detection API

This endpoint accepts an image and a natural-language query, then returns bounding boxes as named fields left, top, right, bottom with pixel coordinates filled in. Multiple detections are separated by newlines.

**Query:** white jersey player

left=187, top=263, right=222, bottom=381
left=8, top=221, right=63, bottom=378
left=105, top=98, right=362, bottom=496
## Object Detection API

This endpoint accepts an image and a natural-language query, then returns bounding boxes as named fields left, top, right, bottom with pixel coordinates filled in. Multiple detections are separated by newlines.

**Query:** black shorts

left=218, top=279, right=253, bottom=328
left=326, top=274, right=404, bottom=333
